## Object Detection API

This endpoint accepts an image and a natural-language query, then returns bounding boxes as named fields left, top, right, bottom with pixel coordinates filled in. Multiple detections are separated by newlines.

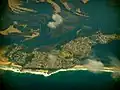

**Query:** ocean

left=0, top=0, right=120, bottom=90
left=0, top=70, right=116, bottom=90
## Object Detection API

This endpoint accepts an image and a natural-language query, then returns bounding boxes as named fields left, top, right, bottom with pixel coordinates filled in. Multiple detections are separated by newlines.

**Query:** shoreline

left=0, top=65, right=120, bottom=77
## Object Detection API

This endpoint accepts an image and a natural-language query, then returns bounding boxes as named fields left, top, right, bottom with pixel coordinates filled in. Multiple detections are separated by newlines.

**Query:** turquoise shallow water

left=0, top=0, right=120, bottom=90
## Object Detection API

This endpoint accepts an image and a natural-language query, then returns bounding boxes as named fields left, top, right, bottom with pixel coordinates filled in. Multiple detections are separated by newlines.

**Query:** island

left=0, top=31, right=120, bottom=77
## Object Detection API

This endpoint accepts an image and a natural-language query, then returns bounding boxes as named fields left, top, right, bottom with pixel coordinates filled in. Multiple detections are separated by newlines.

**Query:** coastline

left=0, top=65, right=120, bottom=77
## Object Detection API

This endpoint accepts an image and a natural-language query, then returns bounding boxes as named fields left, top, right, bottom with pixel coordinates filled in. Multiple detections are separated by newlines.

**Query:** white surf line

left=0, top=66, right=49, bottom=77
left=0, top=66, right=120, bottom=77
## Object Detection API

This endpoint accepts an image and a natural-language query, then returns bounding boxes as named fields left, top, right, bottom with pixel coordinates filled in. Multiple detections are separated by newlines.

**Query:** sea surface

left=0, top=70, right=115, bottom=90
left=0, top=0, right=120, bottom=90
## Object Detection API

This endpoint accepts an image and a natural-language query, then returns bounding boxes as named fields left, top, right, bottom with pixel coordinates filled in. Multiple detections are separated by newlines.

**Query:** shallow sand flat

left=8, top=0, right=36, bottom=13
left=0, top=25, right=22, bottom=35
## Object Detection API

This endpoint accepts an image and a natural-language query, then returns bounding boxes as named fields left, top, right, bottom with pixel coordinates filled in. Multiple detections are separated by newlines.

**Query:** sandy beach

left=0, top=65, right=120, bottom=77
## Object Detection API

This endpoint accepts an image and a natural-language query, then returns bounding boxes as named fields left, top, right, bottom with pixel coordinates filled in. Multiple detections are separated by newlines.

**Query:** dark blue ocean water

left=0, top=70, right=115, bottom=90
left=0, top=0, right=120, bottom=90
